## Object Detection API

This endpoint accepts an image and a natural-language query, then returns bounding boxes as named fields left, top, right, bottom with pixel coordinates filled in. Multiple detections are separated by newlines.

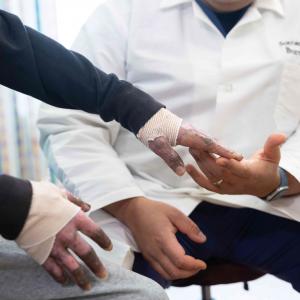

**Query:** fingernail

left=235, top=153, right=243, bottom=161
left=104, top=243, right=113, bottom=251
left=97, top=271, right=108, bottom=280
left=195, top=260, right=207, bottom=270
left=199, top=232, right=207, bottom=242
left=82, top=203, right=91, bottom=212
left=200, top=262, right=207, bottom=270
left=176, top=166, right=186, bottom=176
left=83, top=283, right=92, bottom=291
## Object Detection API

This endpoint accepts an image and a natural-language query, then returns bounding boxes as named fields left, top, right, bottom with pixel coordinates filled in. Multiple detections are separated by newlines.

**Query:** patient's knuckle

left=203, top=138, right=216, bottom=150
left=168, top=151, right=179, bottom=163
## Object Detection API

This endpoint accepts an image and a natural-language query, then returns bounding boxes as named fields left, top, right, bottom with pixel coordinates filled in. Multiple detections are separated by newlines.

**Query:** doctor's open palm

left=187, top=133, right=287, bottom=198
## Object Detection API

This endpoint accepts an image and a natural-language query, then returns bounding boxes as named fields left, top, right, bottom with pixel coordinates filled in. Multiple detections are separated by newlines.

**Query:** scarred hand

left=43, top=195, right=112, bottom=290
left=149, top=123, right=243, bottom=176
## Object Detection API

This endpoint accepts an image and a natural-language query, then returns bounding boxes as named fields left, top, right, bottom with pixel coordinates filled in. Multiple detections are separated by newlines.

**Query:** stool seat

left=172, top=258, right=265, bottom=287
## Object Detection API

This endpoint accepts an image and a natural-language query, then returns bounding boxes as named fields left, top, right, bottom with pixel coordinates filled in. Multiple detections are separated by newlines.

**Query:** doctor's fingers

left=187, top=164, right=224, bottom=193
left=145, top=236, right=203, bottom=280
left=189, top=148, right=224, bottom=182
left=162, top=233, right=207, bottom=272
left=75, top=211, right=113, bottom=251
left=187, top=164, right=241, bottom=194
left=69, top=232, right=108, bottom=280
left=177, top=125, right=243, bottom=161
left=149, top=136, right=186, bottom=176
left=148, top=253, right=201, bottom=280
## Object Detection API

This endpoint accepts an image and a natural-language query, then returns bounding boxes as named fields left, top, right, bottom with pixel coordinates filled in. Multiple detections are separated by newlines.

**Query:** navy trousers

left=133, top=202, right=300, bottom=292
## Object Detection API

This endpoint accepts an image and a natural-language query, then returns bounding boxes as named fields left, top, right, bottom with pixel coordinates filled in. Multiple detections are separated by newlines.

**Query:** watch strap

left=264, top=168, right=289, bottom=202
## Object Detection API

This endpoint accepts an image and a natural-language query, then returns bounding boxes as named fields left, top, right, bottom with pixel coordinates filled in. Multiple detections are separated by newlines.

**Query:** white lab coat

left=38, top=0, right=300, bottom=267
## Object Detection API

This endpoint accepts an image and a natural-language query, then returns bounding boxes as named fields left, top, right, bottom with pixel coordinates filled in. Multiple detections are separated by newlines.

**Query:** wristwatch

left=263, top=167, right=289, bottom=202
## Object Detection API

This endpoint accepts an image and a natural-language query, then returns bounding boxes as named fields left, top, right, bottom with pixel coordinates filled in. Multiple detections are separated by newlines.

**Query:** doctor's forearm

left=104, top=197, right=146, bottom=226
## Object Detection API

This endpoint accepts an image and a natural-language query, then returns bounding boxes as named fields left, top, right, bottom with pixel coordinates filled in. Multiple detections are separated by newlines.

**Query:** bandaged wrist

left=137, top=108, right=182, bottom=147
left=16, top=181, right=80, bottom=264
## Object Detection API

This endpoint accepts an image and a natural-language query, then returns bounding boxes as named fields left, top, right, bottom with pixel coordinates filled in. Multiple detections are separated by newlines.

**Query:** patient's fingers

left=43, top=256, right=67, bottom=284
left=76, top=213, right=113, bottom=251
left=70, top=233, right=107, bottom=279
left=177, top=125, right=243, bottom=161
left=149, top=136, right=185, bottom=176
left=56, top=247, right=91, bottom=291
left=63, top=190, right=91, bottom=212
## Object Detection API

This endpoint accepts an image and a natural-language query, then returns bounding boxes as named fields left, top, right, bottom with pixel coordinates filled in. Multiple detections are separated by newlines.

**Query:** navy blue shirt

left=196, top=0, right=251, bottom=36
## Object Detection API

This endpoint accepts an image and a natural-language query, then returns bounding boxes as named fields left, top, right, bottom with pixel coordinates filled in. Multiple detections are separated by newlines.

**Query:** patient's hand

left=138, top=109, right=243, bottom=176
left=148, top=123, right=243, bottom=177
left=187, top=133, right=286, bottom=198
left=43, top=211, right=112, bottom=291
left=105, top=197, right=207, bottom=280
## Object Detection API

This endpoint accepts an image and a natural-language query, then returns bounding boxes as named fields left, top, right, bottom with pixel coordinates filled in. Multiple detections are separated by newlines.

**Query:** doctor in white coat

left=38, top=0, right=300, bottom=292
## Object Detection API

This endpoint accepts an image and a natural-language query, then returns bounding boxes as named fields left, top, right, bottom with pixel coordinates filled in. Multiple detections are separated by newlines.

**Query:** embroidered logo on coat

left=279, top=41, right=300, bottom=56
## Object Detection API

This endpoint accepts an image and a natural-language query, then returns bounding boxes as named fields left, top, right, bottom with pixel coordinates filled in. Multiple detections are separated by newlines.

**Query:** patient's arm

left=187, top=133, right=300, bottom=198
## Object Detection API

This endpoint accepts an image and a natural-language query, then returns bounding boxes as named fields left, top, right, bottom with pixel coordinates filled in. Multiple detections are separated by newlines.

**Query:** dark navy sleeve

left=0, top=9, right=164, bottom=134
left=0, top=9, right=165, bottom=240
left=0, top=175, right=33, bottom=240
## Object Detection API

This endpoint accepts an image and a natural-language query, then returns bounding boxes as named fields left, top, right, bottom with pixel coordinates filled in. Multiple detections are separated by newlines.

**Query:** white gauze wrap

left=16, top=181, right=80, bottom=264
left=137, top=108, right=183, bottom=147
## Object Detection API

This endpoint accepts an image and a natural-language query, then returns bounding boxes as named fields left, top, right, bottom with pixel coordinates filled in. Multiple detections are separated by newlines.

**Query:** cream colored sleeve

left=137, top=108, right=183, bottom=147
left=16, top=181, right=80, bottom=264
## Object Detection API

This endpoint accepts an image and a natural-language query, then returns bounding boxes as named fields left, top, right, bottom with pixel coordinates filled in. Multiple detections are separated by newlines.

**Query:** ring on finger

left=213, top=179, right=224, bottom=186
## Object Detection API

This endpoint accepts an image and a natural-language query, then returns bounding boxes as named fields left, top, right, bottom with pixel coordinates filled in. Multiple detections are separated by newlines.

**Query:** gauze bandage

left=16, top=181, right=80, bottom=264
left=137, top=108, right=183, bottom=147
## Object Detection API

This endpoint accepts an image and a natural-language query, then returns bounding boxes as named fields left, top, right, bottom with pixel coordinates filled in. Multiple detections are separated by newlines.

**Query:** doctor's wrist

left=104, top=197, right=147, bottom=226
left=257, top=170, right=281, bottom=198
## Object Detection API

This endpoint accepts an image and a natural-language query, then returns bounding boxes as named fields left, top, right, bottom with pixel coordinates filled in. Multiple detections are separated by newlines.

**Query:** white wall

left=55, top=0, right=105, bottom=47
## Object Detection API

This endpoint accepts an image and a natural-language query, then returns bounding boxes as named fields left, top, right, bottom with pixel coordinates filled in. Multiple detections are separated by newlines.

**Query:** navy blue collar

left=196, top=0, right=251, bottom=36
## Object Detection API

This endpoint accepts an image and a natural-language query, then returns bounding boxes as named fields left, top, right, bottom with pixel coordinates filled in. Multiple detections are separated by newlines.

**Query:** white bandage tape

left=16, top=181, right=80, bottom=264
left=137, top=108, right=183, bottom=147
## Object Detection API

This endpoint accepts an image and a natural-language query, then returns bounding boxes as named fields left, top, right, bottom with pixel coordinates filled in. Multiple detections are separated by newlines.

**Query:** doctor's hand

left=137, top=109, right=243, bottom=176
left=104, top=197, right=207, bottom=280
left=187, top=133, right=286, bottom=198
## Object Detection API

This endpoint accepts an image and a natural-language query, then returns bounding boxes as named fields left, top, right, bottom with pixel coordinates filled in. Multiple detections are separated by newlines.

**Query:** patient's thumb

left=263, top=133, right=286, bottom=162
